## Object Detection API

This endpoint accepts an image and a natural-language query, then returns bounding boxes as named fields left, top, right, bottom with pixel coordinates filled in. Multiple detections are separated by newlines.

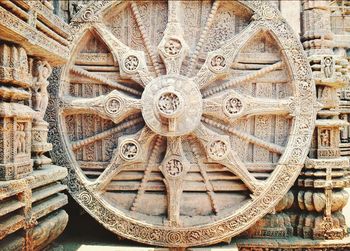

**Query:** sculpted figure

left=320, top=129, right=330, bottom=147
left=16, top=123, right=26, bottom=154
left=323, top=57, right=334, bottom=79
left=31, top=60, right=52, bottom=121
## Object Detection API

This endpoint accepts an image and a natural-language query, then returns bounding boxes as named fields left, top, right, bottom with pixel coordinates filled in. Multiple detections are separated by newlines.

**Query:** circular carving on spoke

left=165, top=158, right=184, bottom=177
left=124, top=55, right=139, bottom=73
left=120, top=140, right=140, bottom=160
left=224, top=97, right=243, bottom=117
left=53, top=0, right=317, bottom=248
left=164, top=38, right=182, bottom=56
left=105, top=97, right=121, bottom=114
left=208, top=140, right=229, bottom=160
left=209, top=55, right=226, bottom=73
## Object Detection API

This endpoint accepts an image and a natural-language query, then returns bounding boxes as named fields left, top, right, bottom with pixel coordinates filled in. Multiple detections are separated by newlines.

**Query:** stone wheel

left=48, top=0, right=317, bottom=247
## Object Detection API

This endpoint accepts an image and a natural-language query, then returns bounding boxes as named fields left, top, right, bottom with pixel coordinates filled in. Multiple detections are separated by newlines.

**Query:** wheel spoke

left=203, top=89, right=294, bottom=121
left=159, top=136, right=190, bottom=226
left=202, top=118, right=285, bottom=155
left=186, top=0, right=221, bottom=76
left=88, top=127, right=156, bottom=192
left=202, top=61, right=284, bottom=98
left=194, top=123, right=264, bottom=195
left=192, top=21, right=264, bottom=89
left=131, top=136, right=163, bottom=211
left=191, top=140, right=219, bottom=214
left=71, top=117, right=143, bottom=151
left=62, top=90, right=141, bottom=124
left=157, top=1, right=189, bottom=74
left=93, top=23, right=154, bottom=86
left=130, top=1, right=162, bottom=76
left=70, top=66, right=142, bottom=96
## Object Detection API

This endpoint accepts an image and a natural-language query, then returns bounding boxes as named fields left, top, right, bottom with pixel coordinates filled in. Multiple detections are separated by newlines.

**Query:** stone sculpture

left=0, top=0, right=349, bottom=250
left=0, top=1, right=70, bottom=250
left=48, top=0, right=320, bottom=248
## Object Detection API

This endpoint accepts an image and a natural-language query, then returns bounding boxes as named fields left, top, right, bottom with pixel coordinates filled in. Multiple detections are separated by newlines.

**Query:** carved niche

left=48, top=1, right=317, bottom=248
left=0, top=103, right=33, bottom=180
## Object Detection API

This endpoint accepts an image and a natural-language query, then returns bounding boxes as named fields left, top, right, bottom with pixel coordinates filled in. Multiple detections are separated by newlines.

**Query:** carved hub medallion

left=142, top=75, right=202, bottom=136
left=157, top=91, right=183, bottom=117
left=50, top=0, right=317, bottom=248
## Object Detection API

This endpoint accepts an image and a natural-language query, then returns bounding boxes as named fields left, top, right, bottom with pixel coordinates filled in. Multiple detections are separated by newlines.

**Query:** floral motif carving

left=124, top=55, right=140, bottom=72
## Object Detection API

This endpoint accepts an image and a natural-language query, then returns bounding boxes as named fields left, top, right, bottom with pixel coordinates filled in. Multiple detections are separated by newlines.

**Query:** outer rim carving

left=48, top=0, right=317, bottom=247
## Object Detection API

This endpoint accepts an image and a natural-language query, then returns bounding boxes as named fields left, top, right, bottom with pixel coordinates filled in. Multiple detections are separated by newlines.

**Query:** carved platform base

left=0, top=210, right=68, bottom=250
left=243, top=212, right=293, bottom=238
left=236, top=236, right=350, bottom=250
left=46, top=237, right=350, bottom=251
left=0, top=165, right=68, bottom=250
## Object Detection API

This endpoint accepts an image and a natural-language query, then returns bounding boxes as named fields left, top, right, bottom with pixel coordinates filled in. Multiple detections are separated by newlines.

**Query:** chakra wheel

left=49, top=0, right=317, bottom=247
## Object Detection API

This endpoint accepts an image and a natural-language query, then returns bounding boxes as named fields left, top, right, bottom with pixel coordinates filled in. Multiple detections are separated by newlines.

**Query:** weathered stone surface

left=0, top=1, right=70, bottom=250
left=0, top=0, right=350, bottom=250
left=48, top=0, right=321, bottom=248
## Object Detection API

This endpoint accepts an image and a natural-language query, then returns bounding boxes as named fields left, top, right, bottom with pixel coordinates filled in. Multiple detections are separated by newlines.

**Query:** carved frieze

left=0, top=103, right=33, bottom=181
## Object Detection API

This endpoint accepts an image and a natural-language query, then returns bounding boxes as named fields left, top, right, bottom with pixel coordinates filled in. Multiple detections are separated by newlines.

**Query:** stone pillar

left=295, top=0, right=350, bottom=240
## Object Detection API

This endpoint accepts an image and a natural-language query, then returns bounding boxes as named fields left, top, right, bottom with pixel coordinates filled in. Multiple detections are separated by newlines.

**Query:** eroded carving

left=120, top=140, right=140, bottom=161
left=124, top=55, right=140, bottom=72
left=165, top=159, right=183, bottom=177
left=225, top=97, right=243, bottom=116
left=209, top=55, right=227, bottom=73
left=157, top=92, right=182, bottom=116
left=164, top=38, right=182, bottom=56
left=31, top=60, right=52, bottom=121
left=105, top=97, right=121, bottom=114
left=208, top=140, right=229, bottom=161
left=48, top=0, right=318, bottom=248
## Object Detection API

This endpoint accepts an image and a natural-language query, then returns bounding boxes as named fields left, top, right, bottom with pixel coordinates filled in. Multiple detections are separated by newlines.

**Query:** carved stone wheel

left=48, top=0, right=317, bottom=247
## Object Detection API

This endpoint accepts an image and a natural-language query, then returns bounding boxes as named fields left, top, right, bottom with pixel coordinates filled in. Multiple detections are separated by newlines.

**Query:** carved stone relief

left=48, top=0, right=318, bottom=248
left=0, top=1, right=70, bottom=249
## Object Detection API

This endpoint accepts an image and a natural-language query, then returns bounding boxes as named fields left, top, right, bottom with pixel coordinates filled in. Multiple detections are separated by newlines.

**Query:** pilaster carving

left=297, top=0, right=350, bottom=241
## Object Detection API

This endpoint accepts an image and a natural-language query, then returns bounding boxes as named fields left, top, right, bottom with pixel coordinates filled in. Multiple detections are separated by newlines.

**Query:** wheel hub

left=142, top=75, right=202, bottom=136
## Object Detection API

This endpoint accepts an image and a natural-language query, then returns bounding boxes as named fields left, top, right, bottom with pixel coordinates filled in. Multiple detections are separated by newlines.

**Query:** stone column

left=295, top=0, right=350, bottom=239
